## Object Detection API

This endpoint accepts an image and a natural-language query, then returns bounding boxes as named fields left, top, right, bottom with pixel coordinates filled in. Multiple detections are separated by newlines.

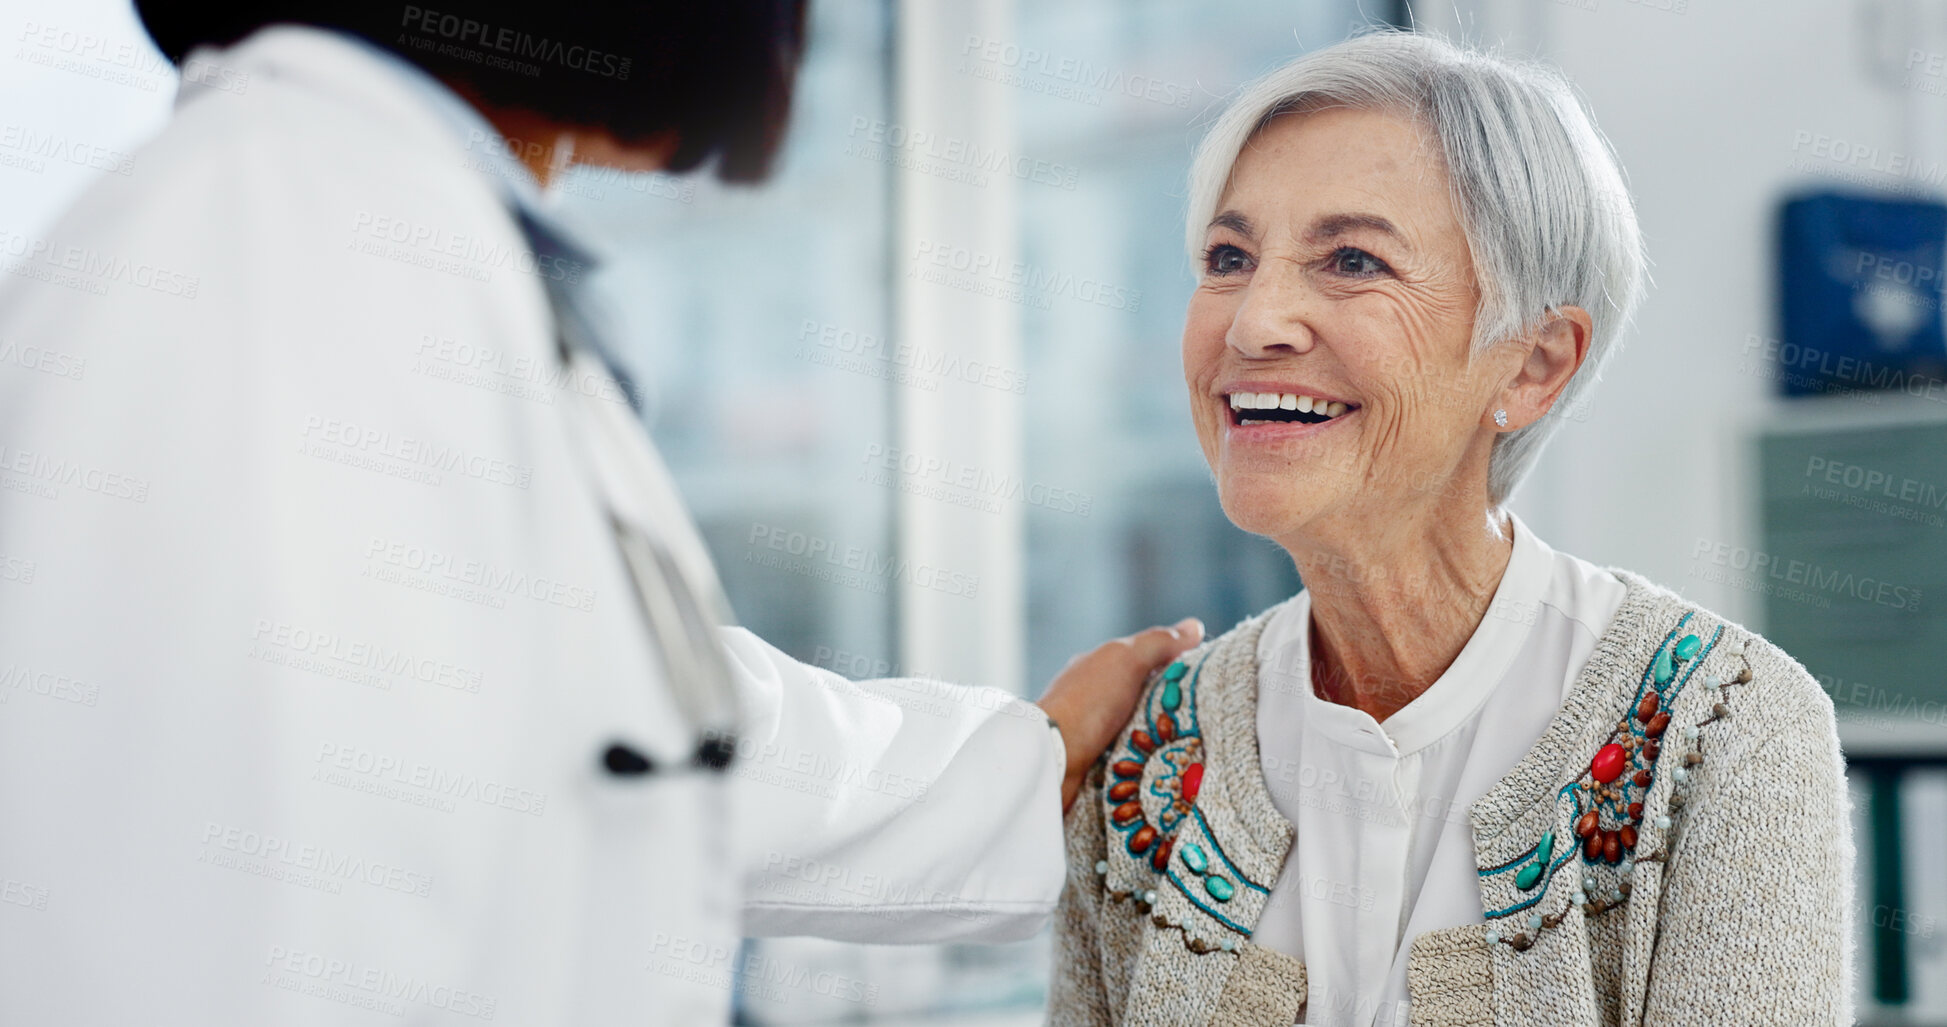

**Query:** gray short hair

left=1185, top=30, right=1645, bottom=505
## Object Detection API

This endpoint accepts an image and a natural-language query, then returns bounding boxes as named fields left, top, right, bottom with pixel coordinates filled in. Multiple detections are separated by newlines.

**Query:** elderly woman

left=1052, top=32, right=1850, bottom=1027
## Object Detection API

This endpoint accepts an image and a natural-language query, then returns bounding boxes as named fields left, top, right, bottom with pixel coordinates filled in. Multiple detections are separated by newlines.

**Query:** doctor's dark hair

left=134, top=1, right=808, bottom=182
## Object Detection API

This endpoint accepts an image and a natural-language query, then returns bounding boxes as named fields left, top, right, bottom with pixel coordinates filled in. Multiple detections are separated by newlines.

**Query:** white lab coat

left=0, top=26, right=1063, bottom=1026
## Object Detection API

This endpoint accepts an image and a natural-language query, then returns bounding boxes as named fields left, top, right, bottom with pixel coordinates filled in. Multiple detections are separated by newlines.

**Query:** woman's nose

left=1224, top=268, right=1318, bottom=359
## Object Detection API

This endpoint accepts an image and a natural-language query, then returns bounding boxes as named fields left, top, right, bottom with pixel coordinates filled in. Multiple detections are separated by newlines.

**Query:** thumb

left=1128, top=616, right=1205, bottom=669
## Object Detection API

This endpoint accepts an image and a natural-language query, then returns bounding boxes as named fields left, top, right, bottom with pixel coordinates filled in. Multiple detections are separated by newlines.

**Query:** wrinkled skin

left=1183, top=107, right=1593, bottom=721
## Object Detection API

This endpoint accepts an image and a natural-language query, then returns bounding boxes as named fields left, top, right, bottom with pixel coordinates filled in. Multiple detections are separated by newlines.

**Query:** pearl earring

left=1493, top=409, right=1509, bottom=428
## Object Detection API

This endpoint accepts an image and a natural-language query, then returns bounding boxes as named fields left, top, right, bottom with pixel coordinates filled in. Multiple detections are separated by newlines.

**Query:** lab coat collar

left=179, top=24, right=600, bottom=274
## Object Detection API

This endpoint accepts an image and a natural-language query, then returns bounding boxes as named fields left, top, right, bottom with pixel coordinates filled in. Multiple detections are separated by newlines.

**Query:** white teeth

left=1227, top=391, right=1355, bottom=420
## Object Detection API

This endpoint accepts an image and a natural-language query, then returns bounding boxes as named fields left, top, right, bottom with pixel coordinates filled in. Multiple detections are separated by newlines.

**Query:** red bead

left=1619, top=825, right=1638, bottom=850
left=1128, top=825, right=1157, bottom=855
left=1627, top=802, right=1643, bottom=822
left=1645, top=713, right=1670, bottom=738
left=1590, top=743, right=1626, bottom=784
left=1636, top=693, right=1659, bottom=723
left=1112, top=801, right=1143, bottom=825
left=1130, top=731, right=1155, bottom=755
left=1157, top=714, right=1176, bottom=743
left=1575, top=810, right=1599, bottom=838
left=1112, top=760, right=1145, bottom=779
left=1633, top=769, right=1654, bottom=788
left=1151, top=836, right=1175, bottom=871
left=1602, top=831, right=1621, bottom=863
left=1108, top=780, right=1138, bottom=802
left=1584, top=831, right=1603, bottom=860
left=1182, top=763, right=1205, bottom=803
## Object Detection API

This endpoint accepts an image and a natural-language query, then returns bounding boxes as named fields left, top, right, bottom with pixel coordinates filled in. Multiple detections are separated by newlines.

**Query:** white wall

left=0, top=1, right=173, bottom=240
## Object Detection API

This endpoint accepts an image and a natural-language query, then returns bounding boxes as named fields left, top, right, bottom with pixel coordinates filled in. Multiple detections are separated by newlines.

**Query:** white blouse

left=1251, top=515, right=1627, bottom=1027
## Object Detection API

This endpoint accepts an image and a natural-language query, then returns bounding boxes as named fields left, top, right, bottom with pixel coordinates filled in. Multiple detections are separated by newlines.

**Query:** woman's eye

left=1328, top=247, right=1389, bottom=277
left=1204, top=243, right=1253, bottom=276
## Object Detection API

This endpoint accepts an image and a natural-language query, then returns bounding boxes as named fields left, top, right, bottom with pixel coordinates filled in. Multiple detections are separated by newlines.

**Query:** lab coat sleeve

left=723, top=626, right=1067, bottom=943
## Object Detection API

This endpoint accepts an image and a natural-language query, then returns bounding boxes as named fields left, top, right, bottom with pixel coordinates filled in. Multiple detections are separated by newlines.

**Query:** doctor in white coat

left=0, top=4, right=1199, bottom=1023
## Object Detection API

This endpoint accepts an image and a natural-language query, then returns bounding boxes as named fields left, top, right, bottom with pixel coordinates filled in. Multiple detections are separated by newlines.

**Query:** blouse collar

left=1277, top=513, right=1553, bottom=756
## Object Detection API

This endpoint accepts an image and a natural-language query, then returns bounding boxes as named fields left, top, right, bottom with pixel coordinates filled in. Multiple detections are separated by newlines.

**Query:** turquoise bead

left=1652, top=646, right=1674, bottom=685
left=1204, top=874, right=1235, bottom=902
left=1515, top=861, right=1544, bottom=891
left=1163, top=661, right=1187, bottom=682
left=1674, top=634, right=1700, bottom=660
left=1161, top=680, right=1182, bottom=711
left=1536, top=830, right=1555, bottom=863
left=1182, top=843, right=1209, bottom=875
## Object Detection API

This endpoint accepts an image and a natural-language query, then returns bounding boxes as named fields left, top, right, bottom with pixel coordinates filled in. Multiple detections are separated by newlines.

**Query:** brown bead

left=1128, top=825, right=1157, bottom=855
left=1109, top=780, right=1139, bottom=802
left=1619, top=825, right=1638, bottom=850
left=1602, top=830, right=1621, bottom=863
left=1670, top=792, right=1686, bottom=808
left=1619, top=880, right=1633, bottom=897
left=1645, top=712, right=1670, bottom=738
left=1713, top=703, right=1731, bottom=719
left=1130, top=730, right=1155, bottom=754
left=1584, top=831, right=1603, bottom=861
left=1642, top=742, right=1660, bottom=762
left=1189, top=939, right=1209, bottom=954
left=1632, top=769, right=1653, bottom=788
left=1627, top=802, right=1644, bottom=822
left=1112, top=800, right=1144, bottom=825
left=1157, top=713, right=1176, bottom=743
left=1575, top=810, right=1600, bottom=838
left=1151, top=836, right=1175, bottom=872
left=1735, top=667, right=1752, bottom=684
left=1636, top=693, right=1659, bottom=723
left=1511, top=933, right=1532, bottom=951
left=1684, top=752, right=1702, bottom=767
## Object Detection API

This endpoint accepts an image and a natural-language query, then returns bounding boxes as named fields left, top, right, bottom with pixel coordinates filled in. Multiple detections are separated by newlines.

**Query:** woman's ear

left=1494, top=305, right=1592, bottom=431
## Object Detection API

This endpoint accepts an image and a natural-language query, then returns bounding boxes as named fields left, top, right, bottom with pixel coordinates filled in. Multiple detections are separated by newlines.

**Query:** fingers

left=1124, top=616, right=1205, bottom=669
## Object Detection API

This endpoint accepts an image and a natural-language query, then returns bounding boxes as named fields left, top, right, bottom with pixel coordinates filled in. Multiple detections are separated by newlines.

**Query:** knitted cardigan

left=1050, top=570, right=1852, bottom=1027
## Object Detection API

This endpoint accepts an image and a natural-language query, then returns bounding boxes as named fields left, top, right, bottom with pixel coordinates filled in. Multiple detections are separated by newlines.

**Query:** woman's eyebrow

left=1207, top=209, right=1255, bottom=236
left=1307, top=212, right=1403, bottom=243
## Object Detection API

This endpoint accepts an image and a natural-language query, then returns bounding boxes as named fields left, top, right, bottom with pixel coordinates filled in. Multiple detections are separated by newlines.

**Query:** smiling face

left=1185, top=106, right=1519, bottom=551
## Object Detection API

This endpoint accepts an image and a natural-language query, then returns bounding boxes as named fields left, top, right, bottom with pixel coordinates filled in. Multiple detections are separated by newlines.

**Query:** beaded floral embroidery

left=1096, top=654, right=1269, bottom=954
left=1480, top=614, right=1755, bottom=951
left=1105, top=659, right=1201, bottom=871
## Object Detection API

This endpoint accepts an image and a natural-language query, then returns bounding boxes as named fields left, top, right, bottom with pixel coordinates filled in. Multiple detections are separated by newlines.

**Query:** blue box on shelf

left=1776, top=192, right=1947, bottom=397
